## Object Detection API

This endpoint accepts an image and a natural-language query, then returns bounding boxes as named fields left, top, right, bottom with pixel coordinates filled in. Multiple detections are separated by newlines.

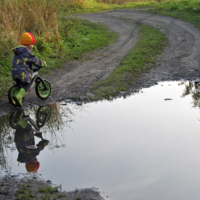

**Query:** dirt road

left=1, top=9, right=200, bottom=116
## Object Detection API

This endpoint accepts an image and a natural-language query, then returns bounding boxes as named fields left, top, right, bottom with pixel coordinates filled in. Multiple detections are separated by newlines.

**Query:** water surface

left=1, top=81, right=200, bottom=200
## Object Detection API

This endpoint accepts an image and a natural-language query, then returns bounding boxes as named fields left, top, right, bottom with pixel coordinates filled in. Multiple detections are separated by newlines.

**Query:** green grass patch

left=0, top=18, right=118, bottom=99
left=38, top=185, right=59, bottom=194
left=150, top=0, right=200, bottom=29
left=91, top=24, right=168, bottom=99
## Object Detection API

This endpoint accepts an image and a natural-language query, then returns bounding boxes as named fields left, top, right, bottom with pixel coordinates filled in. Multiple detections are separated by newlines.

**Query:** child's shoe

left=13, top=88, right=26, bottom=107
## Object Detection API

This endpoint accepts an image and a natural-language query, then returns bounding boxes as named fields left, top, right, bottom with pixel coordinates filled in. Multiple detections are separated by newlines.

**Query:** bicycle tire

left=35, top=80, right=51, bottom=100
left=9, top=112, right=19, bottom=129
left=36, top=106, right=52, bottom=128
left=8, top=85, right=24, bottom=107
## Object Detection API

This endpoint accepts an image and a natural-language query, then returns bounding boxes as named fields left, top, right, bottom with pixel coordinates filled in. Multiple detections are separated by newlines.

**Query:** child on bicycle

left=12, top=32, right=46, bottom=107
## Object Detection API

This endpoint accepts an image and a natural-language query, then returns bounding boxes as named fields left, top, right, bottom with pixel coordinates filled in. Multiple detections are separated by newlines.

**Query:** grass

left=15, top=183, right=65, bottom=200
left=149, top=0, right=200, bottom=29
left=38, top=185, right=59, bottom=193
left=90, top=24, right=168, bottom=99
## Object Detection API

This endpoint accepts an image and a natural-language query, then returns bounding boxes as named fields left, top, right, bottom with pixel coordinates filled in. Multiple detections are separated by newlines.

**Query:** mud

left=1, top=9, right=200, bottom=115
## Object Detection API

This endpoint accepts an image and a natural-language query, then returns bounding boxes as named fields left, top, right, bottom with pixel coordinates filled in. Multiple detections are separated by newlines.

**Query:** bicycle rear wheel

left=8, top=85, right=24, bottom=107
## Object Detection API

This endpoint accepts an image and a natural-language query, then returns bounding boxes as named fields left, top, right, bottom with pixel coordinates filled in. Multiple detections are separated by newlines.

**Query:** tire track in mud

left=1, top=10, right=200, bottom=115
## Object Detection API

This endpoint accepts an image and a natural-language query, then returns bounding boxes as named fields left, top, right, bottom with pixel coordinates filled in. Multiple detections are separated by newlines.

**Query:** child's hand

left=43, top=139, right=49, bottom=146
left=43, top=61, right=47, bottom=67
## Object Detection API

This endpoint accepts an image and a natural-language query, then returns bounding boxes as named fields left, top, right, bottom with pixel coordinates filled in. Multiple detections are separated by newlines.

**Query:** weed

left=85, top=56, right=94, bottom=60
left=57, top=192, right=64, bottom=198
left=1, top=182, right=4, bottom=186
left=39, top=185, right=59, bottom=194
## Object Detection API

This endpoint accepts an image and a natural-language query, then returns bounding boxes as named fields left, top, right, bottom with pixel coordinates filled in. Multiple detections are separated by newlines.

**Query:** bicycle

left=9, top=105, right=51, bottom=150
left=8, top=67, right=51, bottom=107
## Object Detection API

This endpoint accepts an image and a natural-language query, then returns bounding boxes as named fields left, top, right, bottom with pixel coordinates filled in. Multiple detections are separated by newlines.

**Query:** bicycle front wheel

left=36, top=105, right=52, bottom=128
left=35, top=80, right=51, bottom=100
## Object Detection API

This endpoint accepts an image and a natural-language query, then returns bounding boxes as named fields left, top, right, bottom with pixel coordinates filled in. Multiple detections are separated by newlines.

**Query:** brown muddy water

left=1, top=81, right=200, bottom=200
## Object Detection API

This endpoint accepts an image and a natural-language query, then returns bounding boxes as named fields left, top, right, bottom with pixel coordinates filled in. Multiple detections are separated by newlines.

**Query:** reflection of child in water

left=14, top=112, right=49, bottom=173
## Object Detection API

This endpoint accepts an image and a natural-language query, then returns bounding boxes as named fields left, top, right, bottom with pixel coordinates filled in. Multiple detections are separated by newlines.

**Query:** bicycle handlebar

left=32, top=67, right=40, bottom=72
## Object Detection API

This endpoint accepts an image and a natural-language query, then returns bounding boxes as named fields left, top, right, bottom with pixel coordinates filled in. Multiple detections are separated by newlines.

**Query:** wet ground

left=1, top=81, right=200, bottom=199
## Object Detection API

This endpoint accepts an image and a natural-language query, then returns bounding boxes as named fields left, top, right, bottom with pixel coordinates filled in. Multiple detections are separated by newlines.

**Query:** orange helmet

left=25, top=162, right=40, bottom=173
left=21, top=32, right=36, bottom=45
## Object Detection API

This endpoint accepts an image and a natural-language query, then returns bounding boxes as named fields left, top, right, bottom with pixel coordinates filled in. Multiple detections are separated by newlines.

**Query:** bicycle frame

left=8, top=68, right=51, bottom=107
left=26, top=71, right=48, bottom=94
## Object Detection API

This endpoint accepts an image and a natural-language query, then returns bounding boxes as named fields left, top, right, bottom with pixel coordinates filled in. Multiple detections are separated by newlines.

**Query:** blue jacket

left=12, top=46, right=45, bottom=84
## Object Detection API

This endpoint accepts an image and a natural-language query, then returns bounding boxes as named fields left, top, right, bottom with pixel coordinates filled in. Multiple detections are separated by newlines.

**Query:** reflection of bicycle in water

left=9, top=106, right=51, bottom=173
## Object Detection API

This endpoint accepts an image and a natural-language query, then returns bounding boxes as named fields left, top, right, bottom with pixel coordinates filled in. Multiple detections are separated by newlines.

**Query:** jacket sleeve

left=28, top=51, right=46, bottom=68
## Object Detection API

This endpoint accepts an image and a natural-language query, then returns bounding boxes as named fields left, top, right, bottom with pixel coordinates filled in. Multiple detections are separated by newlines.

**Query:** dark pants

left=14, top=79, right=31, bottom=92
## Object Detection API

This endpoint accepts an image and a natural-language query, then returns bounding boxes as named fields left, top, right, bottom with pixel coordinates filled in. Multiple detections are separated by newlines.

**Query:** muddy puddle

left=1, top=81, right=200, bottom=200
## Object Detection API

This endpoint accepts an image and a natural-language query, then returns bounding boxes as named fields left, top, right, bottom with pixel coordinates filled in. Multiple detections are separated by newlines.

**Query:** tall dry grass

left=0, top=0, right=60, bottom=49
